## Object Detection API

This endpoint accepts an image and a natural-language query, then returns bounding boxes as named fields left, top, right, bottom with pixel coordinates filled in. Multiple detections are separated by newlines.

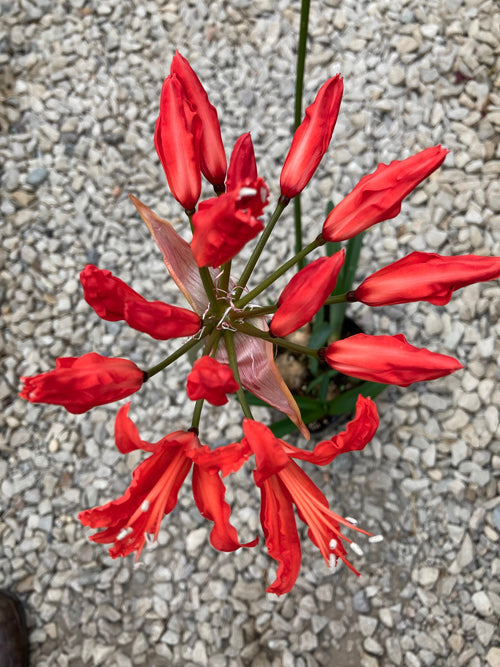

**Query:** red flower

left=322, top=146, right=448, bottom=242
left=20, top=353, right=144, bottom=414
left=171, top=51, right=227, bottom=189
left=187, top=356, right=239, bottom=406
left=80, top=265, right=201, bottom=340
left=324, top=333, right=463, bottom=386
left=280, top=76, right=343, bottom=199
left=354, top=252, right=500, bottom=306
left=270, top=250, right=345, bottom=337
left=79, top=404, right=257, bottom=559
left=191, top=396, right=379, bottom=595
left=225, top=133, right=258, bottom=193
left=154, top=74, right=201, bottom=211
left=191, top=184, right=269, bottom=268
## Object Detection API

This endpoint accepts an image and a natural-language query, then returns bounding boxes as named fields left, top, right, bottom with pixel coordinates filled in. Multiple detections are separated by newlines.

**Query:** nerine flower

left=80, top=264, right=201, bottom=340
left=20, top=353, right=145, bottom=414
left=353, top=252, right=500, bottom=306
left=322, top=146, right=448, bottom=242
left=191, top=396, right=379, bottom=595
left=79, top=404, right=257, bottom=559
left=186, top=356, right=239, bottom=406
left=325, top=333, right=463, bottom=386
left=280, top=75, right=343, bottom=199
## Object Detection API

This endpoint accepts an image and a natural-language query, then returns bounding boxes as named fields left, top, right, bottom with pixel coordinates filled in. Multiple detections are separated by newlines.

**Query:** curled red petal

left=124, top=299, right=200, bottom=340
left=186, top=356, right=239, bottom=406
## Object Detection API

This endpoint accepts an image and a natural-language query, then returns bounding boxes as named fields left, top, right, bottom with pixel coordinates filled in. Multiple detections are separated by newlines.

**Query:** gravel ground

left=1, top=0, right=500, bottom=665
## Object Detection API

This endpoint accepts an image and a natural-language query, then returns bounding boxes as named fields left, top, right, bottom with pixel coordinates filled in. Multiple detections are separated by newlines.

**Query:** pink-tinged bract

left=187, top=356, right=239, bottom=406
left=155, top=74, right=201, bottom=211
left=19, top=353, right=144, bottom=414
left=171, top=51, right=227, bottom=188
left=322, top=146, right=448, bottom=242
left=270, top=249, right=345, bottom=337
left=354, top=252, right=500, bottom=306
left=325, top=333, right=463, bottom=387
left=280, top=75, right=343, bottom=199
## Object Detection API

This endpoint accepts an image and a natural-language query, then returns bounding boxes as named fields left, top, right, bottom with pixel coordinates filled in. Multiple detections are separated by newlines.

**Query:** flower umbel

left=20, top=52, right=500, bottom=594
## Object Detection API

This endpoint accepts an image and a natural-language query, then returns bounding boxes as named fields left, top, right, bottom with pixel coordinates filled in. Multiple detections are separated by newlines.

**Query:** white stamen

left=345, top=516, right=358, bottom=525
left=328, top=553, right=337, bottom=570
left=369, top=534, right=384, bottom=543
left=239, top=187, right=257, bottom=198
left=141, top=500, right=150, bottom=512
left=349, top=542, right=364, bottom=556
left=117, top=529, right=128, bottom=541
left=329, top=538, right=337, bottom=551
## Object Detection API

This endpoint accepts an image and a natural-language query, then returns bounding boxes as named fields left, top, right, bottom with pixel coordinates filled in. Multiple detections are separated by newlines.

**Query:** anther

left=141, top=500, right=150, bottom=512
left=345, top=517, right=358, bottom=526
left=369, top=534, right=384, bottom=543
left=349, top=542, right=364, bottom=556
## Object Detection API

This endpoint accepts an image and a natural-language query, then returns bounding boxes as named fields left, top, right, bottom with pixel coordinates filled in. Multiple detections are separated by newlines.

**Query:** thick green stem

left=218, top=261, right=232, bottom=295
left=146, top=335, right=204, bottom=379
left=233, top=199, right=289, bottom=300
left=234, top=304, right=277, bottom=319
left=235, top=234, right=324, bottom=308
left=223, top=331, right=253, bottom=419
left=199, top=266, right=218, bottom=310
left=324, top=294, right=348, bottom=305
left=293, top=0, right=311, bottom=270
left=191, top=399, right=204, bottom=430
left=233, top=321, right=319, bottom=358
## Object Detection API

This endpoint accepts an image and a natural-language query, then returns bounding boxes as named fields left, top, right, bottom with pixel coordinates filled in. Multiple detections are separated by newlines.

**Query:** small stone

left=486, top=647, right=500, bottom=667
left=359, top=615, right=377, bottom=637
left=363, top=637, right=384, bottom=657
left=450, top=533, right=474, bottom=573
left=472, top=591, right=493, bottom=617
left=352, top=590, right=370, bottom=613
left=476, top=620, right=495, bottom=646
left=385, top=636, right=403, bottom=665
left=186, top=527, right=207, bottom=553
left=26, top=168, right=48, bottom=188
left=418, top=567, right=439, bottom=587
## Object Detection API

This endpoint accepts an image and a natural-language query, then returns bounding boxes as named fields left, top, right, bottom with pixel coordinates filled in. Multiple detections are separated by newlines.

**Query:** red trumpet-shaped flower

left=20, top=353, right=145, bottom=414
left=171, top=51, right=227, bottom=189
left=280, top=75, right=343, bottom=199
left=191, top=136, right=269, bottom=268
left=353, top=252, right=500, bottom=306
left=191, top=396, right=379, bottom=595
left=324, top=333, right=463, bottom=387
left=270, top=250, right=345, bottom=337
left=80, top=265, right=201, bottom=340
left=187, top=356, right=239, bottom=406
left=79, top=404, right=257, bottom=559
left=322, top=146, right=448, bottom=242
left=155, top=74, right=202, bottom=211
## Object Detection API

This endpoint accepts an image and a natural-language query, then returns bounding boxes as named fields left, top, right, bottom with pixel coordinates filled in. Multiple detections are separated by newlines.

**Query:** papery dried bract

left=322, top=146, right=448, bottom=242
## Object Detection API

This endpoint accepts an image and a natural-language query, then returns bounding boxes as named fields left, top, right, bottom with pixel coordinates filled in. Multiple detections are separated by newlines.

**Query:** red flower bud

left=187, top=357, right=239, bottom=406
left=20, top=353, right=145, bottom=414
left=270, top=250, right=345, bottom=338
left=354, top=252, right=500, bottom=306
left=280, top=75, right=343, bottom=199
left=324, top=333, right=463, bottom=387
left=226, top=133, right=258, bottom=193
left=154, top=74, right=201, bottom=211
left=171, top=51, right=227, bottom=188
left=80, top=265, right=201, bottom=340
left=322, top=146, right=448, bottom=242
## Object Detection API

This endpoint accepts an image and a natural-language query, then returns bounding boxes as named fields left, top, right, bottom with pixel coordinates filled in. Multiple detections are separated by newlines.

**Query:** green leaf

left=326, top=381, right=386, bottom=415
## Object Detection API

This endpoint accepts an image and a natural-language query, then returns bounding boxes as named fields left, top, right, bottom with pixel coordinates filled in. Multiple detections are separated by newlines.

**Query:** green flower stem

left=191, top=399, right=204, bottom=430
left=233, top=321, right=319, bottom=358
left=223, top=330, right=254, bottom=419
left=233, top=199, right=289, bottom=300
left=235, top=234, right=324, bottom=308
left=294, top=0, right=311, bottom=269
left=198, top=266, right=219, bottom=310
left=219, top=261, right=232, bottom=295
left=324, top=294, right=348, bottom=305
left=234, top=304, right=278, bottom=319
left=145, top=335, right=205, bottom=379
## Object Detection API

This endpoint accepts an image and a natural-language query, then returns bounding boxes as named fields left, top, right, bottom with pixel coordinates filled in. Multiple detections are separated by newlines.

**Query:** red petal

left=124, top=299, right=200, bottom=340
left=242, top=419, right=290, bottom=486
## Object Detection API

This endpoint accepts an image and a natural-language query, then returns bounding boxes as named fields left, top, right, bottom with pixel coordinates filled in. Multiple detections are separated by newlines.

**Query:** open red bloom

left=20, top=353, right=144, bottom=414
left=154, top=74, right=201, bottom=211
left=322, top=146, right=448, bottom=242
left=270, top=250, right=345, bottom=337
left=171, top=51, right=227, bottom=188
left=280, top=75, right=343, bottom=199
left=187, top=356, right=239, bottom=406
left=325, top=333, right=463, bottom=386
left=80, top=265, right=201, bottom=340
left=190, top=396, right=379, bottom=595
left=79, top=404, right=257, bottom=559
left=354, top=252, right=500, bottom=306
